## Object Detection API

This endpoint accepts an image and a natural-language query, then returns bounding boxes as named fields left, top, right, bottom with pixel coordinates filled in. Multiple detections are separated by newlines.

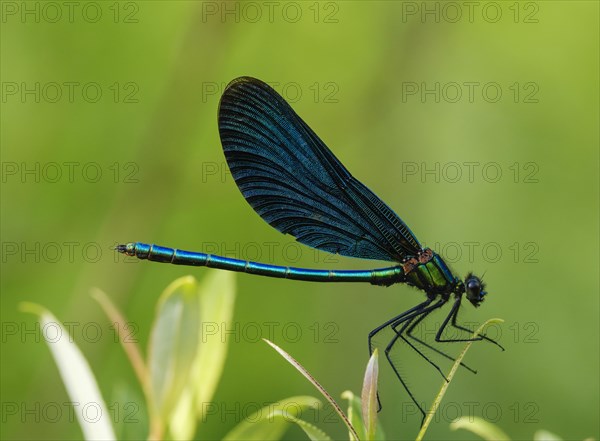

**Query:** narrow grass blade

left=91, top=288, right=149, bottom=400
left=263, top=339, right=360, bottom=441
left=20, top=302, right=116, bottom=441
left=416, top=318, right=504, bottom=441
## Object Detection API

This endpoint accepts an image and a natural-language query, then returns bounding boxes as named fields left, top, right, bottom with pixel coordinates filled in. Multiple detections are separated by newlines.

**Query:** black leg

left=405, top=308, right=477, bottom=374
left=435, top=297, right=505, bottom=351
left=380, top=298, right=447, bottom=426
left=448, top=301, right=505, bottom=350
left=390, top=313, right=449, bottom=381
left=368, top=298, right=434, bottom=412
left=368, top=299, right=433, bottom=358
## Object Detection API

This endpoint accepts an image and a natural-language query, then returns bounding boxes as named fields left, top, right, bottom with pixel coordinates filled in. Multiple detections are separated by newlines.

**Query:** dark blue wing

left=217, top=77, right=421, bottom=263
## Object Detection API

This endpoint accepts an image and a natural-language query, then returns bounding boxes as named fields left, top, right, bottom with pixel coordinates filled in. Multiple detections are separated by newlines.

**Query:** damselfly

left=117, top=77, right=502, bottom=423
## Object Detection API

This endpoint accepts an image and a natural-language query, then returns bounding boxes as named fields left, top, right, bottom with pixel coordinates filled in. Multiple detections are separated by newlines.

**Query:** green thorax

left=405, top=251, right=458, bottom=294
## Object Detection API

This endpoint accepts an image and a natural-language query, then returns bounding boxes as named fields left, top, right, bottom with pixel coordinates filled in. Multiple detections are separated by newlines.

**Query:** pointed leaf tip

left=361, top=349, right=379, bottom=441
left=21, top=303, right=116, bottom=440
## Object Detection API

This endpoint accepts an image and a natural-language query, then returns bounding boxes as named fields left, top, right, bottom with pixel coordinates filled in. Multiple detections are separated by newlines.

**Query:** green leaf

left=341, top=391, right=366, bottom=441
left=450, top=416, right=511, bottom=441
left=222, top=396, right=322, bottom=441
left=147, top=276, right=201, bottom=422
left=170, top=388, right=195, bottom=440
left=533, top=430, right=563, bottom=441
left=169, top=271, right=236, bottom=440
left=20, top=302, right=116, bottom=441
left=194, top=270, right=236, bottom=407
left=361, top=349, right=378, bottom=441
left=269, top=410, right=333, bottom=441
left=342, top=391, right=386, bottom=441
left=416, top=318, right=505, bottom=441
left=263, top=339, right=361, bottom=441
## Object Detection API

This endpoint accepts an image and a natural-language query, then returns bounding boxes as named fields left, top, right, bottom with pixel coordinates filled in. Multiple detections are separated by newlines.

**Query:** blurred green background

left=1, top=1, right=598, bottom=440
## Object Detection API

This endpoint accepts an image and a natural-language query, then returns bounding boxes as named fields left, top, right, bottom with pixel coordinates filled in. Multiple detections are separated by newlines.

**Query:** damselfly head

left=465, top=272, right=487, bottom=307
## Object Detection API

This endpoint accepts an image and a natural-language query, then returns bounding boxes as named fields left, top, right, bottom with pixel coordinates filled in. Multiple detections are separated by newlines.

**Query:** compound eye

left=467, top=279, right=480, bottom=292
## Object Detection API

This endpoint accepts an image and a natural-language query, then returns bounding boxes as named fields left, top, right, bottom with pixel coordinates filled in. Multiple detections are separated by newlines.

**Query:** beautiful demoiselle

left=117, top=77, right=502, bottom=423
